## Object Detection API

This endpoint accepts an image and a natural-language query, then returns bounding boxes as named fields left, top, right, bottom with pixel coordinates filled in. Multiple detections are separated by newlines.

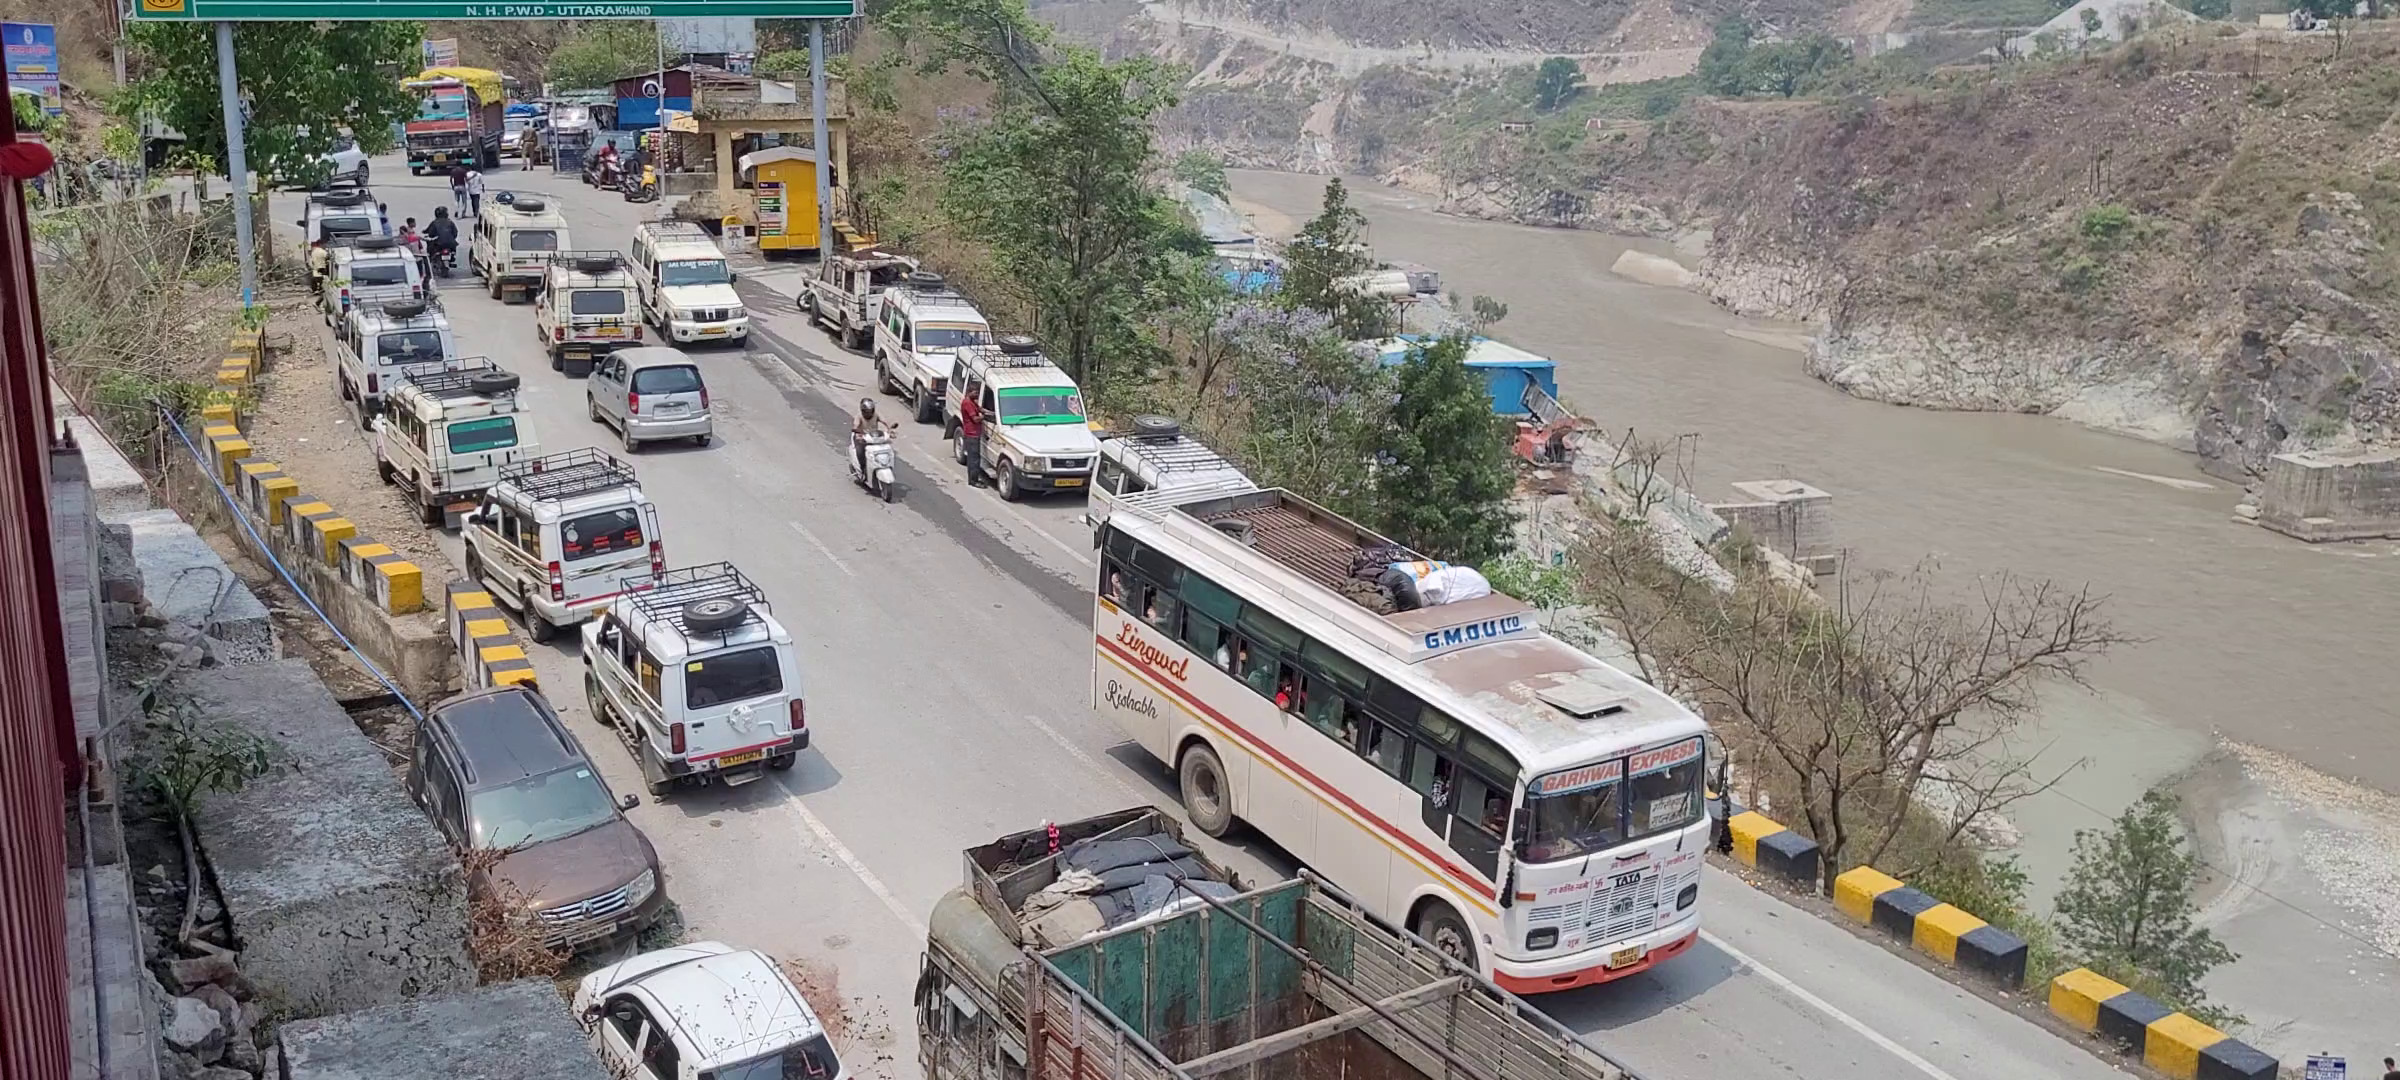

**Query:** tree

left=2055, top=791, right=2237, bottom=1014
left=544, top=21, right=661, bottom=90
left=942, top=49, right=1183, bottom=390
left=757, top=48, right=811, bottom=80
left=1696, top=16, right=1756, bottom=97
left=1742, top=34, right=1853, bottom=98
left=2078, top=7, right=2105, bottom=35
left=1533, top=56, right=1582, bottom=112
left=1280, top=178, right=1394, bottom=340
left=1171, top=148, right=1229, bottom=198
left=1368, top=335, right=1517, bottom=562
left=2175, top=0, right=2230, bottom=19
left=125, top=21, right=421, bottom=183
left=1212, top=304, right=1392, bottom=510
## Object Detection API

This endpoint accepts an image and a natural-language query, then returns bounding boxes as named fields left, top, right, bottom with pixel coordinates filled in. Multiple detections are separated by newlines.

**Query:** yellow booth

left=736, top=146, right=823, bottom=255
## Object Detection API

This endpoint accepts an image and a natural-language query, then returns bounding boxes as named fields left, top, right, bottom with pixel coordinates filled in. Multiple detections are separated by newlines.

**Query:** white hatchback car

left=573, top=942, right=847, bottom=1080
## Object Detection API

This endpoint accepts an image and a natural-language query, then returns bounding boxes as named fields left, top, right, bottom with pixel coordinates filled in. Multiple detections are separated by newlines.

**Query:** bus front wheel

left=1178, top=742, right=1234, bottom=838
left=1413, top=902, right=1478, bottom=974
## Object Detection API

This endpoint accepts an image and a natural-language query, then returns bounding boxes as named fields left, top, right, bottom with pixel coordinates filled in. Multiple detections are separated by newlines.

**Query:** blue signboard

left=2305, top=1055, right=2347, bottom=1080
left=2, top=22, right=60, bottom=117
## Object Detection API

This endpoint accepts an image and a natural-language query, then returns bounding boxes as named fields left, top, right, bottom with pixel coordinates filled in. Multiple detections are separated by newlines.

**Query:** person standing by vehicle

left=957, top=390, right=989, bottom=488
left=448, top=164, right=469, bottom=216
left=465, top=168, right=486, bottom=217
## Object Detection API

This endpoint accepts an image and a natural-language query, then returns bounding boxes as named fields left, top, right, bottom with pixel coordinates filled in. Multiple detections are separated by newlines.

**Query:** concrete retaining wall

left=279, top=979, right=610, bottom=1080
left=1830, top=866, right=2029, bottom=989
left=182, top=661, right=472, bottom=1018
left=2255, top=447, right=2400, bottom=542
left=2048, top=968, right=2276, bottom=1080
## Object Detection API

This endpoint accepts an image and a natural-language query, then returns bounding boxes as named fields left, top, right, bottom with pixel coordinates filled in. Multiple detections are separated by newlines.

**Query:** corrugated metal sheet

left=0, top=124, right=84, bottom=1080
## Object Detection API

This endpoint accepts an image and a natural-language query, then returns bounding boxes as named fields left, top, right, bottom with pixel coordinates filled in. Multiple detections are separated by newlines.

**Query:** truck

left=806, top=248, right=918, bottom=351
left=403, top=67, right=505, bottom=173
left=915, top=809, right=1636, bottom=1080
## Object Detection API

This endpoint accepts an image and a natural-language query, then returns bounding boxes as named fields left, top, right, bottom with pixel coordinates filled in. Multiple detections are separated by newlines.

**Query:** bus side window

left=1448, top=772, right=1508, bottom=879
left=1409, top=748, right=1454, bottom=836
left=1184, top=612, right=1229, bottom=670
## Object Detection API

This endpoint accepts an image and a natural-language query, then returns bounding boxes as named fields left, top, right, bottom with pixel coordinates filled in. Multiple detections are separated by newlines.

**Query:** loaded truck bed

left=916, top=808, right=1637, bottom=1080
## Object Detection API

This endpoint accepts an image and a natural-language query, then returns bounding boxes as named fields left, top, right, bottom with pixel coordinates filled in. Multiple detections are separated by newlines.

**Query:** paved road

left=270, top=157, right=2125, bottom=1080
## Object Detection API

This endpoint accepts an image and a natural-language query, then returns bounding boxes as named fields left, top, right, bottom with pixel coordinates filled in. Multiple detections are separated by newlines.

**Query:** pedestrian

left=958, top=390, right=989, bottom=488
left=2384, top=1056, right=2398, bottom=1080
left=465, top=168, right=485, bottom=217
left=447, top=164, right=469, bottom=215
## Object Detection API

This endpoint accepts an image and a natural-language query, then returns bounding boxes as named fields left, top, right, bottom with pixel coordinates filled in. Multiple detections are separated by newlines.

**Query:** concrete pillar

left=714, top=128, right=737, bottom=207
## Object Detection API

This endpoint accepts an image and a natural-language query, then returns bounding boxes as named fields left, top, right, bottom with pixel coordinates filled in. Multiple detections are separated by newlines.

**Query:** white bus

left=1092, top=488, right=1711, bottom=994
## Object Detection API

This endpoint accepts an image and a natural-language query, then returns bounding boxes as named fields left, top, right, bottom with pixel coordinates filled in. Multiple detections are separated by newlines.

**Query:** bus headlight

left=1524, top=927, right=1558, bottom=951
left=1677, top=884, right=1698, bottom=911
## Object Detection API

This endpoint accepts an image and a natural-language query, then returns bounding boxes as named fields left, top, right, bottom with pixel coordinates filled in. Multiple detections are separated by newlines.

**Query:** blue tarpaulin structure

left=1365, top=335, right=1559, bottom=417
left=613, top=96, right=691, bottom=130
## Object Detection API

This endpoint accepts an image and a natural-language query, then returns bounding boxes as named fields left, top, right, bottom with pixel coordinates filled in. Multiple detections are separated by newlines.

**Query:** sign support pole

left=213, top=20, right=255, bottom=306
left=809, top=19, right=831, bottom=260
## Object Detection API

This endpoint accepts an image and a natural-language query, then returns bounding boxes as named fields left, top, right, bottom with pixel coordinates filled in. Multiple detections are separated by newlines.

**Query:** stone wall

left=280, top=980, right=611, bottom=1080
left=2254, top=448, right=2400, bottom=542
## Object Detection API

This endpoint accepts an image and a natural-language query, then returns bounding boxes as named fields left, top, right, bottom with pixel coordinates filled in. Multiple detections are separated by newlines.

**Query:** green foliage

left=2059, top=253, right=2103, bottom=292
left=2054, top=791, right=2238, bottom=1017
left=1743, top=35, right=1855, bottom=98
left=10, top=90, right=46, bottom=135
left=941, top=48, right=1184, bottom=390
left=137, top=702, right=277, bottom=821
left=1172, top=148, right=1229, bottom=198
left=1533, top=56, right=1582, bottom=112
left=2173, top=0, right=2231, bottom=18
left=2290, top=0, right=2347, bottom=18
left=756, top=48, right=812, bottom=79
left=2080, top=203, right=2135, bottom=244
left=1367, top=335, right=1518, bottom=563
left=545, top=21, right=659, bottom=90
left=126, top=21, right=421, bottom=185
left=880, top=0, right=1055, bottom=95
left=1280, top=179, right=1395, bottom=340
left=2079, top=8, right=2105, bottom=34
left=1484, top=555, right=1574, bottom=610
left=1697, top=16, right=1756, bottom=97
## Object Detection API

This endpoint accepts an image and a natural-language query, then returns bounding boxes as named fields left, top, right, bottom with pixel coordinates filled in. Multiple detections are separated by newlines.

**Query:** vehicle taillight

left=632, top=323, right=644, bottom=341
left=699, top=387, right=710, bottom=412
left=669, top=722, right=686, bottom=755
left=553, top=326, right=566, bottom=342
left=411, top=285, right=423, bottom=299
left=366, top=373, right=379, bottom=394
left=546, top=560, right=564, bottom=601
left=648, top=539, right=663, bottom=577
left=787, top=699, right=806, bottom=734
left=626, top=392, right=640, bottom=416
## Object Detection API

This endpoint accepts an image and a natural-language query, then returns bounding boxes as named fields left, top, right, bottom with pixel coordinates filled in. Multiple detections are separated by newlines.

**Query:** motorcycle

left=583, top=154, right=619, bottom=189
left=621, top=164, right=659, bottom=204
left=850, top=430, right=898, bottom=502
left=425, top=239, right=457, bottom=278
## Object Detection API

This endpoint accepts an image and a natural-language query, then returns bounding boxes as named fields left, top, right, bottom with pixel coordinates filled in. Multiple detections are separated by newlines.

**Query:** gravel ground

left=2233, top=742, right=2400, bottom=957
left=240, top=302, right=451, bottom=576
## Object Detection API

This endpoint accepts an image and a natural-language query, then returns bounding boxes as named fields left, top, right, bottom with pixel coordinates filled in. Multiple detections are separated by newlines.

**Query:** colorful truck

left=915, top=808, right=1636, bottom=1080
left=403, top=67, right=506, bottom=173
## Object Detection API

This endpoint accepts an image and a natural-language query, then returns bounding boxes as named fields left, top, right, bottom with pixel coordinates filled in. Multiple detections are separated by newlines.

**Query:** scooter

left=621, top=164, right=658, bottom=203
left=851, top=431, right=897, bottom=502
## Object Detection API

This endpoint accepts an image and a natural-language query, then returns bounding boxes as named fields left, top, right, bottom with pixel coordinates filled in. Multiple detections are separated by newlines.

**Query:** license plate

left=445, top=500, right=478, bottom=514
left=595, top=327, right=625, bottom=338
left=700, top=327, right=727, bottom=336
left=718, top=750, right=764, bottom=767
left=1607, top=946, right=1646, bottom=970
left=1052, top=477, right=1085, bottom=487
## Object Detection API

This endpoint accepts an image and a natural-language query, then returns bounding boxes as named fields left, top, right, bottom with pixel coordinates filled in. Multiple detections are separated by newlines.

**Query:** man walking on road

left=447, top=164, right=469, bottom=216
left=958, top=390, right=989, bottom=487
left=465, top=168, right=486, bottom=217
left=2383, top=1056, right=2398, bottom=1080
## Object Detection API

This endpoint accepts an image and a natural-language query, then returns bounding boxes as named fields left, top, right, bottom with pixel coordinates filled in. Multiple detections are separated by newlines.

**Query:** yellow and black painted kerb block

left=283, top=497, right=357, bottom=566
left=1724, top=808, right=1821, bottom=888
left=2047, top=968, right=2275, bottom=1080
left=1831, top=866, right=2029, bottom=988
left=445, top=580, right=538, bottom=693
left=337, top=536, right=425, bottom=615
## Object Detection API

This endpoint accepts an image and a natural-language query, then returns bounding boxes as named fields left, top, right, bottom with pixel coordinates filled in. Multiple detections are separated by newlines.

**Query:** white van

left=872, top=272, right=991, bottom=424
left=1086, top=415, right=1257, bottom=533
left=534, top=251, right=642, bottom=376
left=320, top=237, right=423, bottom=326
left=629, top=222, right=748, bottom=345
left=469, top=195, right=569, bottom=303
left=372, top=359, right=540, bottom=526
left=582, top=563, right=807, bottom=798
left=335, top=299, right=456, bottom=416
left=943, top=335, right=1101, bottom=501
left=464, top=449, right=663, bottom=643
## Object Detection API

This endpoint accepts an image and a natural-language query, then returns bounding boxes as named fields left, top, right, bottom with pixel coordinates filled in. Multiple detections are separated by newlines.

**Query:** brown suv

left=406, top=686, right=667, bottom=950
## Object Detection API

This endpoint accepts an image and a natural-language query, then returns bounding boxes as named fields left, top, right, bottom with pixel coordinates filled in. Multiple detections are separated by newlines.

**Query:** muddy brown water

left=1226, top=169, right=2399, bottom=859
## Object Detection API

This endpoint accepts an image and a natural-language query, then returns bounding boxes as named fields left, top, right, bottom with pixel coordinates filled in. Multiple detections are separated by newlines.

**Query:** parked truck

left=403, top=67, right=506, bottom=173
left=806, top=248, right=918, bottom=351
left=915, top=809, right=1636, bottom=1080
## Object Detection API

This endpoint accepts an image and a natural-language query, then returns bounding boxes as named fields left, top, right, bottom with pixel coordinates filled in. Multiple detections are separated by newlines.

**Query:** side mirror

left=727, top=272, right=739, bottom=283
left=618, top=794, right=640, bottom=811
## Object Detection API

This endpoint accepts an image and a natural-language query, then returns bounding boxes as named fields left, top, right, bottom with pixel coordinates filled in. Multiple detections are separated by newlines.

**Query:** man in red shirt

left=958, top=392, right=989, bottom=488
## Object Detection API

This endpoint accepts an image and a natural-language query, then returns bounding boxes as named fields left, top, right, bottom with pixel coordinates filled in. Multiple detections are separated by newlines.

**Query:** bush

left=2080, top=203, right=2135, bottom=244
left=2059, top=253, right=2104, bottom=292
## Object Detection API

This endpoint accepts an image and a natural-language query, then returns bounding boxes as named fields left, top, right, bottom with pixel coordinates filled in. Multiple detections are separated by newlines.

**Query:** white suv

left=582, top=563, right=806, bottom=798
left=373, top=359, right=539, bottom=526
left=872, top=271, right=992, bottom=424
left=631, top=221, right=749, bottom=345
left=463, top=449, right=663, bottom=643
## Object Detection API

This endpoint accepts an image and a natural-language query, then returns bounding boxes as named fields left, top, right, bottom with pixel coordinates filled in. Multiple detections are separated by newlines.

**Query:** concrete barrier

left=1831, top=866, right=2029, bottom=989
left=280, top=979, right=610, bottom=1080
left=2046, top=968, right=2276, bottom=1080
left=446, top=580, right=539, bottom=693
left=1725, top=808, right=1821, bottom=888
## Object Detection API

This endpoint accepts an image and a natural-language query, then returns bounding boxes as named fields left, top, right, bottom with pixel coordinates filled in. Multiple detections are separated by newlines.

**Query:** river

left=1225, top=168, right=2400, bottom=893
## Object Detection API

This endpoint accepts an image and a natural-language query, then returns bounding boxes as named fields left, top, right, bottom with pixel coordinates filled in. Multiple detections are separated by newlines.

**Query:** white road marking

left=1702, top=929, right=1964, bottom=1080
left=785, top=520, right=854, bottom=576
left=2092, top=465, right=2215, bottom=492
left=776, top=790, right=927, bottom=937
left=1022, top=712, right=1150, bottom=803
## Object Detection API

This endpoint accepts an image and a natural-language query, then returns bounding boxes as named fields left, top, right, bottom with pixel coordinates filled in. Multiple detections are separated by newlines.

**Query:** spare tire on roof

left=318, top=189, right=365, bottom=206
left=509, top=197, right=547, bottom=213
left=996, top=334, right=1040, bottom=356
left=355, top=235, right=398, bottom=250
left=467, top=371, right=521, bottom=397
left=379, top=299, right=428, bottom=319
left=1131, top=415, right=1180, bottom=438
left=903, top=270, right=946, bottom=288
left=683, top=597, right=747, bottom=634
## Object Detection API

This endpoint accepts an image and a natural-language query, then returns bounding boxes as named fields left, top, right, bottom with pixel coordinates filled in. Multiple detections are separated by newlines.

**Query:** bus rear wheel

left=1178, top=743, right=1234, bottom=838
left=1413, top=902, right=1477, bottom=973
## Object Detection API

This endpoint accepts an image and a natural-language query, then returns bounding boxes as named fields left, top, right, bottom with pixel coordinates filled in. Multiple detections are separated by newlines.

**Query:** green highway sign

left=132, top=0, right=856, bottom=19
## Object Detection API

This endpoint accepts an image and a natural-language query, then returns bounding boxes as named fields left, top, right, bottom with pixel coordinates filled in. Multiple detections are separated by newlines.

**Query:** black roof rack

left=395, top=357, right=519, bottom=401
left=643, top=221, right=713, bottom=238
left=967, top=335, right=1054, bottom=368
left=499, top=449, right=640, bottom=503
left=549, top=250, right=628, bottom=274
left=624, top=562, right=769, bottom=636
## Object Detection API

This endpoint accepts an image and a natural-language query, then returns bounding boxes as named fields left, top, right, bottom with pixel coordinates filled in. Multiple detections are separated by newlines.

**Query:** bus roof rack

left=499, top=448, right=639, bottom=503
left=395, top=357, right=518, bottom=401
left=624, top=562, right=769, bottom=636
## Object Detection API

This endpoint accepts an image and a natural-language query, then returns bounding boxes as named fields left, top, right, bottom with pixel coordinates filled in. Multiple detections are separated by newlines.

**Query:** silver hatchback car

left=587, top=347, right=713, bottom=452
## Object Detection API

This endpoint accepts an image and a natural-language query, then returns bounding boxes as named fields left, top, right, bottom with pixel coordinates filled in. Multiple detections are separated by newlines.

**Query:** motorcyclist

left=423, top=208, right=459, bottom=272
left=851, top=398, right=892, bottom=479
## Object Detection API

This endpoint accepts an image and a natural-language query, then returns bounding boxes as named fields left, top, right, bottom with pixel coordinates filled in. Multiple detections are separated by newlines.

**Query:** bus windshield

left=1520, top=737, right=1705, bottom=863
